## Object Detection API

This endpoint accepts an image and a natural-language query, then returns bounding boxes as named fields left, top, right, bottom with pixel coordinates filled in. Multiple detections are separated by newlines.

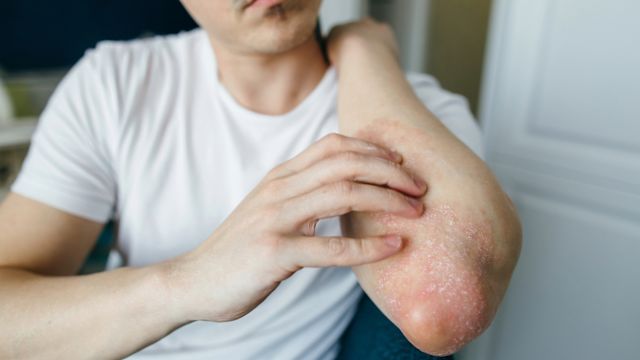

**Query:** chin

left=246, top=23, right=315, bottom=54
left=242, top=1, right=319, bottom=54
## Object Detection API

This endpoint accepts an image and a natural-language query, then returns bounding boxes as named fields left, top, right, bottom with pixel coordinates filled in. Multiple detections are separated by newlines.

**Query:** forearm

left=334, top=39, right=492, bottom=199
left=335, top=38, right=521, bottom=354
left=335, top=39, right=446, bottom=135
left=340, top=122, right=515, bottom=354
left=0, top=264, right=185, bottom=359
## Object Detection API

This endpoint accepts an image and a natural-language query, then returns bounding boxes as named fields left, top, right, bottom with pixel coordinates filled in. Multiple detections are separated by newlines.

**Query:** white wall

left=370, top=0, right=431, bottom=73
left=319, top=0, right=368, bottom=34
left=320, top=0, right=431, bottom=73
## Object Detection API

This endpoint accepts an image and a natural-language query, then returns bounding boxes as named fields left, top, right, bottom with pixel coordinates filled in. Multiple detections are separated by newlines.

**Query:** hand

left=165, top=133, right=428, bottom=323
left=327, top=18, right=400, bottom=69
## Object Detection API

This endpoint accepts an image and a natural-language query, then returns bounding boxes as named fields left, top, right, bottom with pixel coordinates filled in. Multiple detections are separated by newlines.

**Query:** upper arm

left=9, top=46, right=119, bottom=224
left=0, top=193, right=104, bottom=276
left=0, top=47, right=120, bottom=277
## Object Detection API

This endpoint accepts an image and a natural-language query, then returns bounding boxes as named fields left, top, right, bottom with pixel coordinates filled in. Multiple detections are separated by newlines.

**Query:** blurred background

left=1, top=0, right=638, bottom=359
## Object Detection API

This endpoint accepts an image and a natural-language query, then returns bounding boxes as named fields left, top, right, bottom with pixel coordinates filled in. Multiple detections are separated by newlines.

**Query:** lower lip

left=249, top=0, right=283, bottom=7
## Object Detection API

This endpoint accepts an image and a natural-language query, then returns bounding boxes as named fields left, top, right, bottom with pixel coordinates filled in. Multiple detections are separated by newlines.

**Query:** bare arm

left=0, top=193, right=183, bottom=359
left=329, top=20, right=522, bottom=355
left=0, top=132, right=427, bottom=358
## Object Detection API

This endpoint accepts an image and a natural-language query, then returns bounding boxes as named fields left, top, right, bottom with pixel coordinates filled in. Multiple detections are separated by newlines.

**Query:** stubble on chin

left=226, top=0, right=317, bottom=54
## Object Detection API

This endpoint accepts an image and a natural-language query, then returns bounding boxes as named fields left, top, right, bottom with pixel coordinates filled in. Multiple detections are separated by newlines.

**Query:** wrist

left=149, top=257, right=197, bottom=325
left=327, top=19, right=400, bottom=71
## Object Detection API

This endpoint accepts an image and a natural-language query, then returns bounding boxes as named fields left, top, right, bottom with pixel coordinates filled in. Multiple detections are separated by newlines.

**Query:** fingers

left=278, top=151, right=427, bottom=199
left=267, top=133, right=402, bottom=180
left=281, top=181, right=424, bottom=229
left=279, top=234, right=403, bottom=269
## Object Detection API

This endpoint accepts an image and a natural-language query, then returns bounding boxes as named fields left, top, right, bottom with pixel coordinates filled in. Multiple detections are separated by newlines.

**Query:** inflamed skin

left=342, top=119, right=519, bottom=356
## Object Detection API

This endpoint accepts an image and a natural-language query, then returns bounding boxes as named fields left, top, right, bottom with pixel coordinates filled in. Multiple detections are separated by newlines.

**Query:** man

left=0, top=0, right=521, bottom=358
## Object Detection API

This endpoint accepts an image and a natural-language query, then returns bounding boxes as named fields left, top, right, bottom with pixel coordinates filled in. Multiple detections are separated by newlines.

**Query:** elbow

left=401, top=300, right=494, bottom=356
left=397, top=278, right=496, bottom=356
left=398, top=218, right=519, bottom=356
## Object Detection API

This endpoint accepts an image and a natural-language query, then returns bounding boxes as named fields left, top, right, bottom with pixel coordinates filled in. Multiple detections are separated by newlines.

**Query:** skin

left=181, top=0, right=327, bottom=115
left=0, top=1, right=428, bottom=358
left=0, top=2, right=521, bottom=358
left=328, top=20, right=522, bottom=355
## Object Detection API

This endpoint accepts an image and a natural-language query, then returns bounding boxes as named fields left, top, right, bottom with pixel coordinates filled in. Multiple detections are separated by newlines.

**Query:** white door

left=460, top=0, right=640, bottom=359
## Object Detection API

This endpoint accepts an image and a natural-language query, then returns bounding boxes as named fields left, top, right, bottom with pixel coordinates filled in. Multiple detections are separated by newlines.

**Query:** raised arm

left=328, top=19, right=522, bottom=355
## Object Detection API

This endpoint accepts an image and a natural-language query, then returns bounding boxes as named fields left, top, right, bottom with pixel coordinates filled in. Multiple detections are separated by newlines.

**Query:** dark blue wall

left=0, top=0, right=197, bottom=71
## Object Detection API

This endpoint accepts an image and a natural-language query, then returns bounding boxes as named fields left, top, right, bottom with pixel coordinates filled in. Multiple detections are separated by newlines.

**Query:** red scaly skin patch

left=370, top=205, right=495, bottom=354
left=348, top=119, right=499, bottom=353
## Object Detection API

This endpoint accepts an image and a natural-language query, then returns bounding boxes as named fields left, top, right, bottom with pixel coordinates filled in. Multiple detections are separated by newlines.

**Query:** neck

left=210, top=35, right=329, bottom=116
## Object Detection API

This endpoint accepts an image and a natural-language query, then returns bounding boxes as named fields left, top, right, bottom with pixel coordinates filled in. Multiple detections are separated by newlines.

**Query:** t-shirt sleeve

left=406, top=72, right=485, bottom=159
left=11, top=49, right=118, bottom=223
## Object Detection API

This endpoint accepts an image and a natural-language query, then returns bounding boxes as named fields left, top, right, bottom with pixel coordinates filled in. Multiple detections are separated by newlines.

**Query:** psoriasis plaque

left=371, top=205, right=495, bottom=351
left=351, top=119, right=497, bottom=350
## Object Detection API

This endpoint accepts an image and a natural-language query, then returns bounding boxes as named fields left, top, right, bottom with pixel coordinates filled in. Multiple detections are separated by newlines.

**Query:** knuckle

left=323, top=133, right=343, bottom=145
left=334, top=152, right=366, bottom=180
left=302, top=219, right=318, bottom=236
left=338, top=151, right=364, bottom=166
left=357, top=238, right=373, bottom=258
left=381, top=157, right=405, bottom=176
left=323, top=133, right=346, bottom=148
left=334, top=180, right=355, bottom=195
left=327, top=237, right=347, bottom=257
left=379, top=155, right=399, bottom=168
left=266, top=165, right=284, bottom=180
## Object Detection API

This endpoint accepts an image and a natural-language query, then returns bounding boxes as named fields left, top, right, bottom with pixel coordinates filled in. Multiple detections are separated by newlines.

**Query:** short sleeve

left=406, top=72, right=485, bottom=159
left=11, top=49, right=118, bottom=223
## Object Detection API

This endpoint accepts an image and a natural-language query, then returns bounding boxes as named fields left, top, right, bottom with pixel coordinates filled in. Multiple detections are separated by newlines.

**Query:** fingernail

left=407, top=197, right=424, bottom=213
left=384, top=235, right=403, bottom=249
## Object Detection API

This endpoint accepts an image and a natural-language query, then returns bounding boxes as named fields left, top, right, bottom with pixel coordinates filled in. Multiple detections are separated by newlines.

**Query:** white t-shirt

left=12, top=28, right=484, bottom=359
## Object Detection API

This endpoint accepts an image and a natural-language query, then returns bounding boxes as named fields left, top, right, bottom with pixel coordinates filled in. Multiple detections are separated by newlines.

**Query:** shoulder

left=405, top=72, right=485, bottom=158
left=42, top=30, right=207, bottom=145
left=88, top=28, right=206, bottom=64
left=63, top=29, right=208, bottom=124
left=78, top=28, right=206, bottom=83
